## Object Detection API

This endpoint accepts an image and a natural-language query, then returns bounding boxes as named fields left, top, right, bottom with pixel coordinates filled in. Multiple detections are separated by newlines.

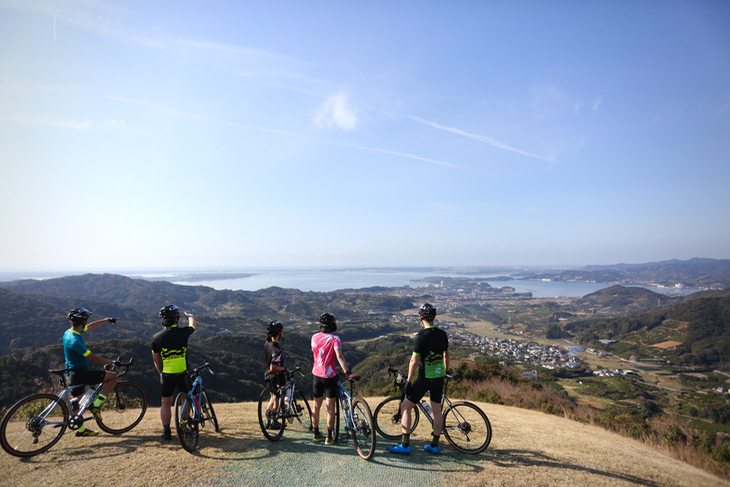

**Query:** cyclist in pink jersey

left=311, top=313, right=358, bottom=444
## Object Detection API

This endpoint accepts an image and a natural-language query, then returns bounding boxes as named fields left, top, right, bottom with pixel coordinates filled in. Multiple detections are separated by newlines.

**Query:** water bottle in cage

left=79, top=388, right=95, bottom=409
left=421, top=399, right=432, bottom=416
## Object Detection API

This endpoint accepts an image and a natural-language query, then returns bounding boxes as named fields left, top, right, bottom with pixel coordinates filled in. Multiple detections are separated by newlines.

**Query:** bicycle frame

left=336, top=381, right=356, bottom=432
left=180, top=363, right=213, bottom=423
left=51, top=360, right=133, bottom=430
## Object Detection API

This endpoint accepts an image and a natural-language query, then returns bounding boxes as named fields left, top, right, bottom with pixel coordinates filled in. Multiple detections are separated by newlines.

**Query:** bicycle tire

left=0, top=393, right=69, bottom=458
left=174, top=391, right=199, bottom=452
left=201, top=391, right=219, bottom=432
left=257, top=386, right=285, bottom=441
left=351, top=398, right=376, bottom=460
left=95, top=382, right=147, bottom=434
left=373, top=396, right=420, bottom=441
left=442, top=401, right=491, bottom=454
left=291, top=389, right=312, bottom=434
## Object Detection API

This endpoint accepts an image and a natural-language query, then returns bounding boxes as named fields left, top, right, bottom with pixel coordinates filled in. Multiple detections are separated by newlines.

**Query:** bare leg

left=326, top=397, right=336, bottom=431
left=400, top=398, right=415, bottom=434
left=160, top=395, right=173, bottom=425
left=431, top=400, right=443, bottom=436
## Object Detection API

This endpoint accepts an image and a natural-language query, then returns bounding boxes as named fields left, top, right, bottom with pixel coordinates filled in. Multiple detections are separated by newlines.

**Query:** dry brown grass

left=1, top=400, right=728, bottom=487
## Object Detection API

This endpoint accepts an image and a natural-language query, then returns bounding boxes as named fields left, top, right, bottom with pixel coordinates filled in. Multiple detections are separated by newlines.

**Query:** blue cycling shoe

left=388, top=444, right=411, bottom=454
left=424, top=444, right=439, bottom=454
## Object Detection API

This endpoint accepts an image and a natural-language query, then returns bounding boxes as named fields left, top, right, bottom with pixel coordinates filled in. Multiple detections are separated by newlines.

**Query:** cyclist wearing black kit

left=151, top=304, right=195, bottom=440
left=388, top=303, right=450, bottom=455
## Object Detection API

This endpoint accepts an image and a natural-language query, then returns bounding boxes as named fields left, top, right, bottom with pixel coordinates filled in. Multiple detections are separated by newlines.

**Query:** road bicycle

left=257, top=366, right=312, bottom=442
left=173, top=361, right=219, bottom=452
left=0, top=359, right=147, bottom=457
left=328, top=374, right=376, bottom=460
left=373, top=366, right=491, bottom=454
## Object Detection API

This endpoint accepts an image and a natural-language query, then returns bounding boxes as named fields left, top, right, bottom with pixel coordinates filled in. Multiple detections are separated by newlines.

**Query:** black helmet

left=419, top=303, right=437, bottom=321
left=267, top=320, right=284, bottom=337
left=319, top=312, right=337, bottom=333
left=159, top=304, right=180, bottom=326
left=67, top=308, right=92, bottom=324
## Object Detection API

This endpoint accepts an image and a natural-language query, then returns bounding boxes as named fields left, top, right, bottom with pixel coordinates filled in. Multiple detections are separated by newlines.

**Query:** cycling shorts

left=68, top=367, right=107, bottom=397
left=160, top=372, right=191, bottom=398
left=312, top=375, right=340, bottom=399
left=265, top=371, right=286, bottom=388
left=407, top=376, right=445, bottom=404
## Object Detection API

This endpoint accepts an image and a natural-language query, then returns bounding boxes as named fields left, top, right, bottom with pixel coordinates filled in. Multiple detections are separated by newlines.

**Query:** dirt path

left=1, top=400, right=728, bottom=487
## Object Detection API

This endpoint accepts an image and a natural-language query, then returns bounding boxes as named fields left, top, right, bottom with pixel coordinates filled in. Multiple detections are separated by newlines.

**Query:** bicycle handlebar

left=189, top=361, right=214, bottom=376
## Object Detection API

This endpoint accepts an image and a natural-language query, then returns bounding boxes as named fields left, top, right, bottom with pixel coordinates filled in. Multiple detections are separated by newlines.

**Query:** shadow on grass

left=485, top=448, right=663, bottom=486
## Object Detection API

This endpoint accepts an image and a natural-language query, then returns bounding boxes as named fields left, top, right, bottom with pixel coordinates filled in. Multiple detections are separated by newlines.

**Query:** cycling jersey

left=151, top=324, right=195, bottom=374
left=63, top=328, right=91, bottom=371
left=264, top=340, right=285, bottom=386
left=264, top=340, right=284, bottom=371
left=413, top=326, right=449, bottom=379
left=311, top=332, right=341, bottom=379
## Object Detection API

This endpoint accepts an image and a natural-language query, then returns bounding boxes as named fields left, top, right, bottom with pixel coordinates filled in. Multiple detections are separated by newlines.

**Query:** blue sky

left=1, top=1, right=728, bottom=270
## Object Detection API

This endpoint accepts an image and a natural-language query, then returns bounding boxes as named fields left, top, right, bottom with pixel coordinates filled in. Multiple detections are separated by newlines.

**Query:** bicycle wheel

left=373, top=396, right=420, bottom=441
left=351, top=398, right=376, bottom=460
left=291, top=390, right=312, bottom=434
left=95, top=382, right=147, bottom=434
left=442, top=401, right=491, bottom=454
left=201, top=391, right=219, bottom=432
left=0, top=393, right=69, bottom=457
left=174, top=391, right=199, bottom=452
left=257, top=387, right=285, bottom=441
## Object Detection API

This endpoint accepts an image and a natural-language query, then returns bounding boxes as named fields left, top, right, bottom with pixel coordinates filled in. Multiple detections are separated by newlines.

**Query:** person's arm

left=86, top=351, right=114, bottom=366
left=444, top=350, right=451, bottom=372
left=407, top=353, right=419, bottom=383
left=184, top=312, right=195, bottom=329
left=334, top=348, right=350, bottom=375
left=153, top=353, right=163, bottom=374
left=85, top=317, right=115, bottom=331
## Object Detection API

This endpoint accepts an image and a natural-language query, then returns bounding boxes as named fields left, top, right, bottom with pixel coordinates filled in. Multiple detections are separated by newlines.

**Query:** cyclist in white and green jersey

left=388, top=303, right=450, bottom=455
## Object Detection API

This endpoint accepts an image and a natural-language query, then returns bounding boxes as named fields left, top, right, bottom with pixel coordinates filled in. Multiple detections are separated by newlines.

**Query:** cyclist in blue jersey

left=388, top=303, right=450, bottom=455
left=63, top=308, right=119, bottom=437
left=151, top=304, right=196, bottom=440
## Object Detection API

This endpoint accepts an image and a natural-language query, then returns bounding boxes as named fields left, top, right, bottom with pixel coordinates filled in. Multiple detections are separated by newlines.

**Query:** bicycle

left=0, top=359, right=147, bottom=457
left=173, top=361, right=219, bottom=452
left=373, top=366, right=491, bottom=454
left=257, top=366, right=312, bottom=442
left=326, top=374, right=376, bottom=460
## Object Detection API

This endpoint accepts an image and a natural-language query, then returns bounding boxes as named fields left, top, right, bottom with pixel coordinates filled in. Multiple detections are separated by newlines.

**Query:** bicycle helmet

left=266, top=320, right=284, bottom=339
left=159, top=304, right=180, bottom=327
left=319, top=312, right=337, bottom=333
left=419, top=303, right=437, bottom=321
left=67, top=307, right=92, bottom=324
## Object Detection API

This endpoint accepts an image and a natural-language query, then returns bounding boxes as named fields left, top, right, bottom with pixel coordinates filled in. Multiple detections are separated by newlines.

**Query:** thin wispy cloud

left=314, top=93, right=359, bottom=131
left=410, top=116, right=562, bottom=164
left=593, top=97, right=602, bottom=112
left=350, top=145, right=462, bottom=169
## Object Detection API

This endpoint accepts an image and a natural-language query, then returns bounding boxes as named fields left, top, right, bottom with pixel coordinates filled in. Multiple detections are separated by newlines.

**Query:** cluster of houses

left=445, top=327, right=581, bottom=369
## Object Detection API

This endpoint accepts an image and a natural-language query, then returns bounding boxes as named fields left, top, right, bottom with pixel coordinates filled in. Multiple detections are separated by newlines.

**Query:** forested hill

left=564, top=291, right=730, bottom=368
left=574, top=284, right=677, bottom=311
left=0, top=273, right=414, bottom=319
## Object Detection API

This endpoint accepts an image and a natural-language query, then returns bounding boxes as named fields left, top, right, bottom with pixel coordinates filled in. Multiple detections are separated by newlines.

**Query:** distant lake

left=167, top=270, right=698, bottom=298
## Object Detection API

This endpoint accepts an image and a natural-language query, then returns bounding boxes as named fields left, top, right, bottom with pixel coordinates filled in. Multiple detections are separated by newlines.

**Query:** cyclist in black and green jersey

left=388, top=303, right=450, bottom=455
left=151, top=304, right=195, bottom=440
